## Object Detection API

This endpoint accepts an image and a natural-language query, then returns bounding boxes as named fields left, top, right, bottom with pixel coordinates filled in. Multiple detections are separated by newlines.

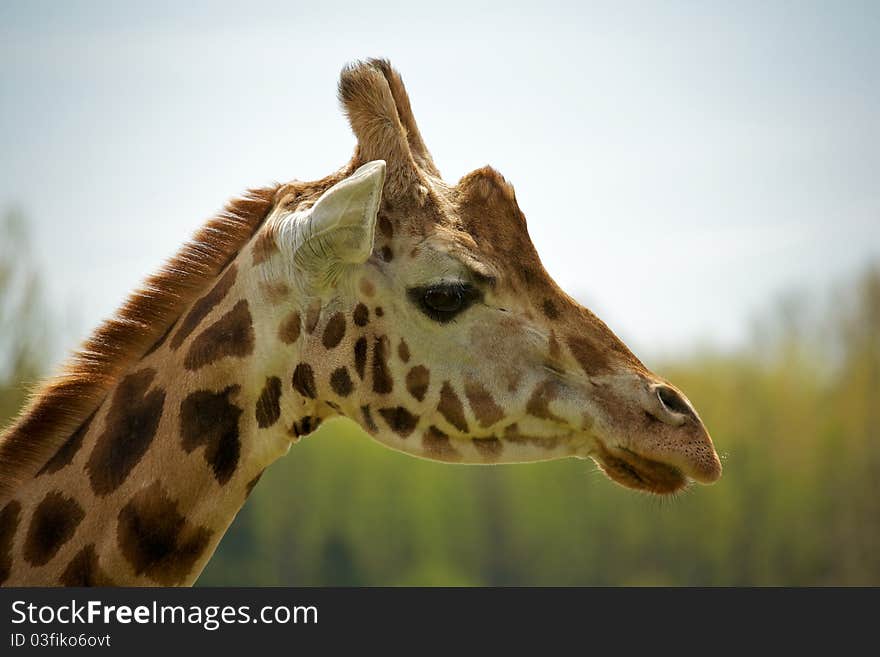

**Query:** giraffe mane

left=0, top=57, right=434, bottom=502
left=0, top=183, right=281, bottom=501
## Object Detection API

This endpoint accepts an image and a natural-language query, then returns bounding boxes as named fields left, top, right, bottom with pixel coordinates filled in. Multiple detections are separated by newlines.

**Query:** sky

left=1, top=1, right=878, bottom=366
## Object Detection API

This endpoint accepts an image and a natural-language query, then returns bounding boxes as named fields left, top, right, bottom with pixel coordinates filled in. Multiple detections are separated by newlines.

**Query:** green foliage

left=0, top=208, right=48, bottom=426
left=1, top=213, right=877, bottom=585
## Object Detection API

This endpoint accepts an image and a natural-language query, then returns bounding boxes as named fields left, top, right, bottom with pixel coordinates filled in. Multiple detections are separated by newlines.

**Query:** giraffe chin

left=592, top=441, right=689, bottom=495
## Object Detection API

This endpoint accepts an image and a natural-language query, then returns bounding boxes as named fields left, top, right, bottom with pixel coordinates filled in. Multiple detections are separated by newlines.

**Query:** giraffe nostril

left=656, top=385, right=695, bottom=419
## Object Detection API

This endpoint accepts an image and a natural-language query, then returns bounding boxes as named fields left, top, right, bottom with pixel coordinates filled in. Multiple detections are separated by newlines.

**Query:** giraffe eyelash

left=406, top=281, right=482, bottom=323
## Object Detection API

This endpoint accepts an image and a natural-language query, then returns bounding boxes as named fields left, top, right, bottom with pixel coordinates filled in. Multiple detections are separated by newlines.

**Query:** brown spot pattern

left=359, top=278, right=375, bottom=297
left=255, top=377, right=282, bottom=429
left=519, top=267, right=539, bottom=287
left=322, top=313, right=346, bottom=349
left=464, top=381, right=505, bottom=428
left=354, top=337, right=368, bottom=380
left=117, top=482, right=213, bottom=585
left=372, top=336, right=393, bottom=394
left=542, top=298, right=560, bottom=320
left=305, top=301, right=321, bottom=334
left=380, top=245, right=394, bottom=262
left=60, top=544, right=114, bottom=586
left=398, top=339, right=410, bottom=363
left=0, top=500, right=21, bottom=585
left=184, top=299, right=255, bottom=371
left=379, top=407, right=419, bottom=437
left=567, top=335, right=614, bottom=376
left=504, top=369, right=523, bottom=393
left=0, top=184, right=278, bottom=503
left=170, top=264, right=238, bottom=350
left=24, top=491, right=85, bottom=567
left=180, top=385, right=243, bottom=485
left=278, top=311, right=302, bottom=344
left=87, top=369, right=165, bottom=496
left=38, top=411, right=96, bottom=476
left=330, top=367, right=354, bottom=397
left=473, top=437, right=503, bottom=458
left=361, top=405, right=378, bottom=433
left=438, top=381, right=469, bottom=433
left=261, top=281, right=290, bottom=304
left=405, top=366, right=430, bottom=402
left=422, top=426, right=461, bottom=460
left=251, top=229, right=279, bottom=265
left=378, top=215, right=394, bottom=238
left=290, top=416, right=322, bottom=438
left=375, top=307, right=385, bottom=317
left=292, top=363, right=317, bottom=399
left=526, top=380, right=563, bottom=422
left=353, top=303, right=369, bottom=326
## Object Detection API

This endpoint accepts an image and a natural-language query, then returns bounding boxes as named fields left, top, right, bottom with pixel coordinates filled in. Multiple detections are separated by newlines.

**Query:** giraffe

left=0, top=59, right=721, bottom=587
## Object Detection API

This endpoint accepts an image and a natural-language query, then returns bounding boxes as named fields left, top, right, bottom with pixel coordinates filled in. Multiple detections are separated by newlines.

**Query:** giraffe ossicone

left=0, top=59, right=721, bottom=586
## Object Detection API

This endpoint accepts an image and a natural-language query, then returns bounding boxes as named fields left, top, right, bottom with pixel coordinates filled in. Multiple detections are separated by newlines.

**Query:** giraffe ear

left=279, top=160, right=386, bottom=281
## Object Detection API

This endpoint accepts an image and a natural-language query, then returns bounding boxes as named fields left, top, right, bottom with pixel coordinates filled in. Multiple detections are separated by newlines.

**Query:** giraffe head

left=255, top=60, right=721, bottom=494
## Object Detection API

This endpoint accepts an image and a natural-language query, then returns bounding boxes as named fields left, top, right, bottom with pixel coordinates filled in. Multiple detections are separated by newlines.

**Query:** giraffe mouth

left=592, top=441, right=689, bottom=495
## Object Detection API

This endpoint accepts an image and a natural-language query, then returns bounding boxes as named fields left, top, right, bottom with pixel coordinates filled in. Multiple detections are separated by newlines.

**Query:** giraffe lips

left=592, top=442, right=689, bottom=495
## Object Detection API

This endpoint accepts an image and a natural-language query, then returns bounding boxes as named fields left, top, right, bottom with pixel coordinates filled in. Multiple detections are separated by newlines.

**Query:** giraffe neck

left=0, top=253, right=326, bottom=586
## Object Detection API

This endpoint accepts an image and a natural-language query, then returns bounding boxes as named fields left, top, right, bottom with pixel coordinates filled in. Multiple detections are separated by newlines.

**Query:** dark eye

left=408, top=282, right=481, bottom=323
left=424, top=287, right=462, bottom=313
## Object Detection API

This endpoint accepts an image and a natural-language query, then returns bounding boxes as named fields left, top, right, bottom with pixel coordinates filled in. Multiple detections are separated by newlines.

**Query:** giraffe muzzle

left=588, top=375, right=722, bottom=493
left=634, top=380, right=722, bottom=486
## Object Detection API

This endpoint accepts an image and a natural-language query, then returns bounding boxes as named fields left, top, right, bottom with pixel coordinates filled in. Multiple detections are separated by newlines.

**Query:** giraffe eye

left=425, top=287, right=462, bottom=312
left=408, top=282, right=481, bottom=323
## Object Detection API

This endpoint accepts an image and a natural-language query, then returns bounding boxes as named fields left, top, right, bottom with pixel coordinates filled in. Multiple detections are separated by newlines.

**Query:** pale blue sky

left=1, top=1, right=878, bottom=364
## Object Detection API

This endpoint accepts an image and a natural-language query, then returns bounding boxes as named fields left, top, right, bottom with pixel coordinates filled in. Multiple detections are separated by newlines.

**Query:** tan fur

left=0, top=59, right=721, bottom=587
left=367, top=59, right=440, bottom=177
left=0, top=187, right=278, bottom=502
left=338, top=59, right=424, bottom=199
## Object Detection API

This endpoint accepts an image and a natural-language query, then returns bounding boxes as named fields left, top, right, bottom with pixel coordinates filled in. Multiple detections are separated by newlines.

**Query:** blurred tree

left=0, top=207, right=49, bottom=427
left=202, top=263, right=880, bottom=586
left=2, top=207, right=878, bottom=586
